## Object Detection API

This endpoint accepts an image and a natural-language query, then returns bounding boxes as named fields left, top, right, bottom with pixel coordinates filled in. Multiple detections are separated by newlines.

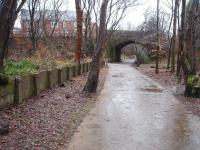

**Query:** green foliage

left=4, top=59, right=38, bottom=76
left=187, top=75, right=198, bottom=86
left=185, top=75, right=200, bottom=97
left=135, top=51, right=151, bottom=66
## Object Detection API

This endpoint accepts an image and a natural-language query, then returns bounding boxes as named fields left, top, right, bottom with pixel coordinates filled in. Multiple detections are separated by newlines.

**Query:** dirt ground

left=0, top=67, right=108, bottom=150
left=136, top=64, right=200, bottom=118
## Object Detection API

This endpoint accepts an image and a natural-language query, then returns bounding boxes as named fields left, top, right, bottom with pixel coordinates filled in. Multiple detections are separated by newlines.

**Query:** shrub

left=185, top=75, right=200, bottom=97
left=135, top=51, right=151, bottom=66
left=187, top=75, right=198, bottom=86
left=29, top=48, right=72, bottom=70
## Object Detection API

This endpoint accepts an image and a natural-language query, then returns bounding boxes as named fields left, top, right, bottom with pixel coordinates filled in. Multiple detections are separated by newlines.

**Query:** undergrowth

left=4, top=59, right=38, bottom=76
left=135, top=51, right=151, bottom=66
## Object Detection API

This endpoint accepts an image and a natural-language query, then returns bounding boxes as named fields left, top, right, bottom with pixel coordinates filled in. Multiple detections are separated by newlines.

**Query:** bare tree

left=166, top=0, right=174, bottom=69
left=0, top=0, right=26, bottom=71
left=41, top=0, right=63, bottom=38
left=185, top=0, right=198, bottom=74
left=171, top=0, right=179, bottom=73
left=83, top=0, right=109, bottom=92
left=138, top=9, right=169, bottom=36
left=92, top=0, right=101, bottom=42
left=82, top=0, right=94, bottom=55
left=177, top=0, right=199, bottom=96
left=75, top=0, right=83, bottom=64
left=105, top=0, right=139, bottom=47
left=83, top=0, right=139, bottom=92
left=27, top=0, right=40, bottom=52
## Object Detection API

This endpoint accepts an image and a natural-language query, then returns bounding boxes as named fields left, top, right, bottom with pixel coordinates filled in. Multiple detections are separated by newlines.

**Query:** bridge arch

left=108, top=40, right=146, bottom=62
left=107, top=30, right=153, bottom=62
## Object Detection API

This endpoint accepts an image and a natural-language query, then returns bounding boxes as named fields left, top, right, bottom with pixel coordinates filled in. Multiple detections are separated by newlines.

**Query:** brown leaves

left=0, top=67, right=107, bottom=149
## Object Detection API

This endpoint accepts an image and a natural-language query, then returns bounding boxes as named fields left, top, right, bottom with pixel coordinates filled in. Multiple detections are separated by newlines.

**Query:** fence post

left=72, top=65, right=76, bottom=77
left=47, top=70, right=53, bottom=88
left=33, top=73, right=40, bottom=96
left=82, top=63, right=86, bottom=74
left=14, top=76, right=22, bottom=105
left=58, top=68, right=62, bottom=85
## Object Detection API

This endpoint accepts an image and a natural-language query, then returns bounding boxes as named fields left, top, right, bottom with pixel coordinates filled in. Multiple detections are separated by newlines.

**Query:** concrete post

left=81, top=63, right=84, bottom=74
left=14, top=76, right=22, bottom=105
left=69, top=66, right=73, bottom=80
left=47, top=70, right=53, bottom=88
left=72, top=65, right=76, bottom=77
left=33, top=73, right=40, bottom=96
left=82, top=63, right=86, bottom=74
left=77, top=64, right=81, bottom=75
left=88, top=62, right=91, bottom=71
left=66, top=67, right=69, bottom=80
left=85, top=63, right=88, bottom=72
left=58, top=68, right=62, bottom=85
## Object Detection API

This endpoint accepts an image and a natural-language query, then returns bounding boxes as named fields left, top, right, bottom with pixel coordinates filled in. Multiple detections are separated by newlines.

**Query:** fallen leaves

left=0, top=68, right=108, bottom=149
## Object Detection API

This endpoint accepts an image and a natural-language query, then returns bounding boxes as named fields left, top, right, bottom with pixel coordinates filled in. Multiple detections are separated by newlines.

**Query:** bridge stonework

left=107, top=30, right=154, bottom=62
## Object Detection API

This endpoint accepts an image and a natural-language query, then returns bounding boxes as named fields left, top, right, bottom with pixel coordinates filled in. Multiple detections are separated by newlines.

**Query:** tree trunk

left=177, top=0, right=186, bottom=78
left=0, top=1, right=17, bottom=71
left=171, top=0, right=178, bottom=73
left=167, top=38, right=172, bottom=69
left=178, top=0, right=199, bottom=96
left=75, top=0, right=83, bottom=64
left=186, top=0, right=197, bottom=75
left=0, top=0, right=25, bottom=71
left=83, top=0, right=109, bottom=93
left=166, top=0, right=174, bottom=69
left=155, top=0, right=160, bottom=74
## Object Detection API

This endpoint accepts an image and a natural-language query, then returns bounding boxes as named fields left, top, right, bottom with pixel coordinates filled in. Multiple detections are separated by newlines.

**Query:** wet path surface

left=68, top=62, right=200, bottom=150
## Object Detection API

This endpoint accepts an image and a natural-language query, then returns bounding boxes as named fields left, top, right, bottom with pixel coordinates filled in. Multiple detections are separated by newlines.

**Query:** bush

left=135, top=51, right=151, bottom=66
left=185, top=75, right=200, bottom=97
left=29, top=48, right=72, bottom=70
left=187, top=75, right=198, bottom=86
left=4, top=59, right=38, bottom=76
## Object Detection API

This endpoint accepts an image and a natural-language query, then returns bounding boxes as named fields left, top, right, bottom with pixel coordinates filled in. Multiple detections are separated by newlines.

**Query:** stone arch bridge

left=107, top=30, right=156, bottom=62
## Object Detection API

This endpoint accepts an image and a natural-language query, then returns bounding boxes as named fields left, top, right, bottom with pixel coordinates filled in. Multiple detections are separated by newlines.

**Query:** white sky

left=15, top=0, right=171, bottom=29
left=66, top=0, right=170, bottom=29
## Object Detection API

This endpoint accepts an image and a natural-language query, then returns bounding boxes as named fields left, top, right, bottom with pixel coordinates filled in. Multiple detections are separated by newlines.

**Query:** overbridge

left=108, top=30, right=156, bottom=62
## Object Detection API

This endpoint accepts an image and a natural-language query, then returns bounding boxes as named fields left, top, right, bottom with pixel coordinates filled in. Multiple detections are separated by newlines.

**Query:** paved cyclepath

left=68, top=62, right=200, bottom=150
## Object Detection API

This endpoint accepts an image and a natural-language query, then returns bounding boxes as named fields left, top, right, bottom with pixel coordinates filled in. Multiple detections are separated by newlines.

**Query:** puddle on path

left=112, top=73, right=123, bottom=78
left=141, top=85, right=163, bottom=93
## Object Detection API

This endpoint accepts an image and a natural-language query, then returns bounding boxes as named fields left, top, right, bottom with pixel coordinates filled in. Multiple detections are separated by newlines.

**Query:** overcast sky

left=16, top=0, right=171, bottom=29
left=66, top=0, right=171, bottom=29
